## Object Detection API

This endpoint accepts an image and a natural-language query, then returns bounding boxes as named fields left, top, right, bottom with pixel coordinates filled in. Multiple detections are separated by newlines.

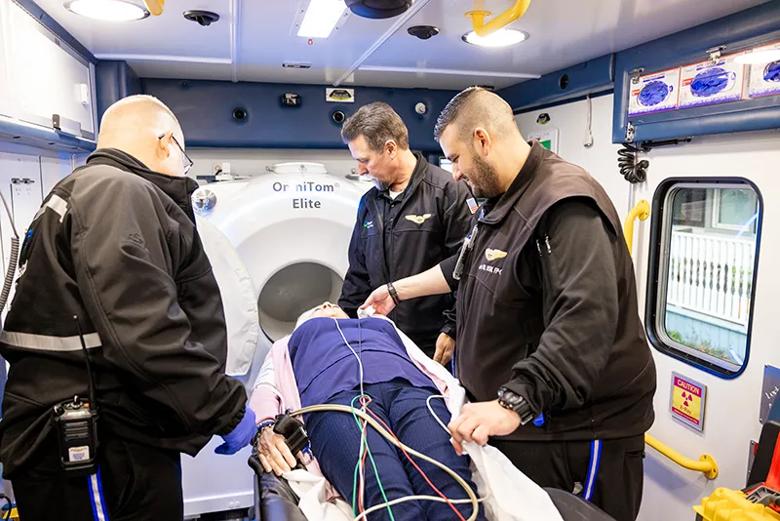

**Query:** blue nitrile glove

left=215, top=407, right=257, bottom=455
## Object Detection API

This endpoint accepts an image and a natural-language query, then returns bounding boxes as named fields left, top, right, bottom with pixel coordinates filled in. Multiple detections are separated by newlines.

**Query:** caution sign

left=671, top=372, right=707, bottom=432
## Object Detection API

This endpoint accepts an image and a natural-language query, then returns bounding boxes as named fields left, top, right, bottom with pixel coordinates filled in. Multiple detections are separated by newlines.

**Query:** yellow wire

left=292, top=404, right=482, bottom=521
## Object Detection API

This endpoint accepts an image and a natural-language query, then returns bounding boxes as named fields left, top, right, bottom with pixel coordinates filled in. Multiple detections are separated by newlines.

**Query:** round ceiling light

left=462, top=28, right=529, bottom=48
left=64, top=0, right=149, bottom=22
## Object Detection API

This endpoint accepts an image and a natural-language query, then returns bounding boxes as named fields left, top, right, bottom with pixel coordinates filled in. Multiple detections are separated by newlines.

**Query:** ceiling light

left=734, top=48, right=780, bottom=65
left=462, top=28, right=528, bottom=48
left=298, top=0, right=347, bottom=39
left=64, top=0, right=149, bottom=22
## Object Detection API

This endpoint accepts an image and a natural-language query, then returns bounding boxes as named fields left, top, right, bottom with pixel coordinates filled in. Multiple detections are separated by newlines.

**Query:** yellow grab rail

left=622, top=201, right=718, bottom=479
left=466, top=0, right=532, bottom=37
left=645, top=434, right=719, bottom=479
left=144, top=0, right=165, bottom=16
left=623, top=199, right=650, bottom=253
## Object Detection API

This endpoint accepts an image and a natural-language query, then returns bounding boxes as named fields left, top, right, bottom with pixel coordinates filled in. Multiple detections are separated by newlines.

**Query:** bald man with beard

left=0, top=95, right=255, bottom=521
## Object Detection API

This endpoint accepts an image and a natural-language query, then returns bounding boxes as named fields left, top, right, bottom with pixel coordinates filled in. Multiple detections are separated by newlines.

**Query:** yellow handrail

left=621, top=202, right=719, bottom=479
left=645, top=434, right=719, bottom=479
left=466, top=0, right=532, bottom=37
left=623, top=199, right=650, bottom=252
left=144, top=0, right=165, bottom=16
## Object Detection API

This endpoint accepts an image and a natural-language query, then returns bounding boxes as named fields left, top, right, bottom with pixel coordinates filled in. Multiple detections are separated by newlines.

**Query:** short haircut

left=434, top=86, right=515, bottom=142
left=341, top=102, right=409, bottom=151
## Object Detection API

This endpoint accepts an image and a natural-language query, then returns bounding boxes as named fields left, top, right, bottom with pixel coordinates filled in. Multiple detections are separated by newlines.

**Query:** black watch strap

left=498, top=387, right=535, bottom=425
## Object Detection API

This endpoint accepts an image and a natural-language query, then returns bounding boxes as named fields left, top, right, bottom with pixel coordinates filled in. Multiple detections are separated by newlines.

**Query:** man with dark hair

left=338, top=101, right=473, bottom=364
left=363, top=88, right=656, bottom=521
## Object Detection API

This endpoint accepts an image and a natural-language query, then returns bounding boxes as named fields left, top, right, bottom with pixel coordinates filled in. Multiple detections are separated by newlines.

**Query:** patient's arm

left=249, top=352, right=285, bottom=423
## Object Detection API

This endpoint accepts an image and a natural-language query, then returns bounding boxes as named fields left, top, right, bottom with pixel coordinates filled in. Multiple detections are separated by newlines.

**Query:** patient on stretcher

left=249, top=302, right=487, bottom=521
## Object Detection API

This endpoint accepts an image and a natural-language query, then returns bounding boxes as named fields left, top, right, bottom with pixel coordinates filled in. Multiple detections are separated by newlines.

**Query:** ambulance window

left=648, top=180, right=762, bottom=377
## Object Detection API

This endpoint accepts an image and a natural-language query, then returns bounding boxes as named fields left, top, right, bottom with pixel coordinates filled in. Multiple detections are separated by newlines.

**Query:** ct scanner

left=179, top=162, right=369, bottom=518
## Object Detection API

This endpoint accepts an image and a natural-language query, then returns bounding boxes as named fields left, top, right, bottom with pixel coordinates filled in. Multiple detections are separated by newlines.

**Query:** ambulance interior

left=0, top=0, right=779, bottom=520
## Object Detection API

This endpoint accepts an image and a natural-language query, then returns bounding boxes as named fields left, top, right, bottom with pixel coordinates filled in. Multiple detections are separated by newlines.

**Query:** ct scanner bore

left=257, top=261, right=343, bottom=340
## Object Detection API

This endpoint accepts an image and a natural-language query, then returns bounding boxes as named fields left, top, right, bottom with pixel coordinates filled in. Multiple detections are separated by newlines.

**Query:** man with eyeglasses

left=0, top=95, right=256, bottom=520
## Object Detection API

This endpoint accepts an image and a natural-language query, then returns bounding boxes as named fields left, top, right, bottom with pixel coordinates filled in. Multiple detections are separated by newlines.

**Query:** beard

left=468, top=156, right=503, bottom=198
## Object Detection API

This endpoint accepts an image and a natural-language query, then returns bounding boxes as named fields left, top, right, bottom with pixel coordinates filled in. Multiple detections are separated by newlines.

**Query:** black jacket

left=442, top=142, right=656, bottom=441
left=339, top=153, right=473, bottom=356
left=0, top=149, right=247, bottom=475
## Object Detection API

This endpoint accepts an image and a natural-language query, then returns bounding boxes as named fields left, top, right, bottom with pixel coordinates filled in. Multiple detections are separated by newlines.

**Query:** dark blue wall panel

left=96, top=61, right=142, bottom=124
left=142, top=79, right=458, bottom=151
left=613, top=2, right=780, bottom=143
left=498, top=54, right=614, bottom=112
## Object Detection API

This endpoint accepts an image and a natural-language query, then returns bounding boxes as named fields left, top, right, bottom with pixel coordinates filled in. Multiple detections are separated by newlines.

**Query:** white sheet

left=282, top=327, right=564, bottom=521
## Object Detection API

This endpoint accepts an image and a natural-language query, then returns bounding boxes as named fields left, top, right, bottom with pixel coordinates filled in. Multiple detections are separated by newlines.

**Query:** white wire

left=332, top=317, right=371, bottom=510
left=584, top=94, right=594, bottom=148
left=333, top=317, right=365, bottom=399
left=353, top=495, right=487, bottom=521
left=327, top=320, right=485, bottom=519
left=293, top=404, right=483, bottom=521
left=426, top=394, right=451, bottom=434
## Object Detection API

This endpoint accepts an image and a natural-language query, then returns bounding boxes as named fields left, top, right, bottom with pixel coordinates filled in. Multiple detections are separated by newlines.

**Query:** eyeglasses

left=160, top=134, right=193, bottom=175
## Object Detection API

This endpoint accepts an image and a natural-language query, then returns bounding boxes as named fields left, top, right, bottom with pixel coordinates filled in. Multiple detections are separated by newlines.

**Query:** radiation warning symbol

left=671, top=372, right=707, bottom=432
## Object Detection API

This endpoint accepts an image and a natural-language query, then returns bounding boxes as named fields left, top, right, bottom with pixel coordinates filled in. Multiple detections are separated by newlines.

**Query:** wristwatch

left=497, top=387, right=535, bottom=425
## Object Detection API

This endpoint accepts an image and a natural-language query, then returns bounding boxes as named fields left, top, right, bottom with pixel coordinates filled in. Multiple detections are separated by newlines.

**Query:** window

left=647, top=179, right=762, bottom=377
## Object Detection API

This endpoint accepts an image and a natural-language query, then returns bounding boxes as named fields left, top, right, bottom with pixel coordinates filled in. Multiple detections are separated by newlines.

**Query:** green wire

left=350, top=395, right=396, bottom=521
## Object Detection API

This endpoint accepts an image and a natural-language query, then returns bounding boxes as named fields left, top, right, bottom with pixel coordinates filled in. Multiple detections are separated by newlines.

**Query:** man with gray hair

left=362, top=88, right=656, bottom=521
left=338, top=101, right=474, bottom=364
left=0, top=95, right=255, bottom=520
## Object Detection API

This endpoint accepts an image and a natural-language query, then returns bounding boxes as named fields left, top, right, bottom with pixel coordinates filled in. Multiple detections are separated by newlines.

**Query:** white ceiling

left=36, top=0, right=769, bottom=89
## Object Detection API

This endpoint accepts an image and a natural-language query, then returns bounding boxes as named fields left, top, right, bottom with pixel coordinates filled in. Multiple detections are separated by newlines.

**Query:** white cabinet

left=0, top=0, right=96, bottom=139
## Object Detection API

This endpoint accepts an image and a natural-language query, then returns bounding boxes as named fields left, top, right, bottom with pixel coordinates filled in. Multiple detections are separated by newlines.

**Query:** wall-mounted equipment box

left=613, top=2, right=780, bottom=144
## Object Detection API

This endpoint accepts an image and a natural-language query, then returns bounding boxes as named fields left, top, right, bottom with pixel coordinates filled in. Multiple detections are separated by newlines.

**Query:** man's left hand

left=448, top=400, right=521, bottom=455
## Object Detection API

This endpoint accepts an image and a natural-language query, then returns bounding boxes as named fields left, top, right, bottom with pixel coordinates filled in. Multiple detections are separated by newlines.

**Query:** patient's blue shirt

left=288, top=317, right=437, bottom=407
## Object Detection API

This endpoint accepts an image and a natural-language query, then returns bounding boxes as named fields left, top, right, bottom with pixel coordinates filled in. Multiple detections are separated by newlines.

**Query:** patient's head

left=295, top=302, right=349, bottom=330
left=310, top=302, right=349, bottom=319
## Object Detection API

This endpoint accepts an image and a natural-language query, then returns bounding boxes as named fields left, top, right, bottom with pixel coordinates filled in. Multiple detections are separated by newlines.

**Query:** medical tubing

left=0, top=191, right=19, bottom=315
left=617, top=143, right=648, bottom=184
left=425, top=395, right=451, bottom=434
left=354, top=495, right=487, bottom=521
left=291, top=404, right=480, bottom=521
left=350, top=395, right=395, bottom=521
left=0, top=237, right=18, bottom=314
left=363, top=403, right=466, bottom=521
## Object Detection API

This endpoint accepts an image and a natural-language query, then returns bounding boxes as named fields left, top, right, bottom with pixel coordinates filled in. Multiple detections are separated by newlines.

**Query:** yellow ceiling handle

left=144, top=0, right=165, bottom=16
left=466, top=0, right=531, bottom=37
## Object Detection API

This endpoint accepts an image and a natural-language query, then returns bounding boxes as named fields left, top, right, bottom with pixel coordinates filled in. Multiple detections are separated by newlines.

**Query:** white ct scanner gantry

left=177, top=162, right=368, bottom=518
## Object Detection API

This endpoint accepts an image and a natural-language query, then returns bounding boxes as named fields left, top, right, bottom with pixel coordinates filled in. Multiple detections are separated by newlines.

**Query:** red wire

left=363, top=406, right=468, bottom=521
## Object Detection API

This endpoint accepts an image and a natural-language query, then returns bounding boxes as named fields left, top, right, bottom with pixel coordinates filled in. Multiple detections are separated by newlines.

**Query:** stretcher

left=249, top=454, right=617, bottom=521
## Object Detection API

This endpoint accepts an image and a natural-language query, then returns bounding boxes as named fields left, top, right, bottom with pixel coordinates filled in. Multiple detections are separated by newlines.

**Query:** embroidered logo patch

left=484, top=248, right=508, bottom=261
left=404, top=214, right=432, bottom=225
left=363, top=220, right=374, bottom=229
